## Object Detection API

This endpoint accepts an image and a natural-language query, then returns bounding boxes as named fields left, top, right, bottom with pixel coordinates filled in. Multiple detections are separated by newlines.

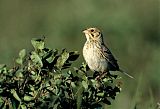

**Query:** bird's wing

left=101, top=44, right=119, bottom=71
left=101, top=44, right=134, bottom=79
left=101, top=44, right=134, bottom=78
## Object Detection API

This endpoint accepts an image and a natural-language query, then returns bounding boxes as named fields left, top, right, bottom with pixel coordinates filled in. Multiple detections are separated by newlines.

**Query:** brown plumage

left=82, top=27, right=133, bottom=78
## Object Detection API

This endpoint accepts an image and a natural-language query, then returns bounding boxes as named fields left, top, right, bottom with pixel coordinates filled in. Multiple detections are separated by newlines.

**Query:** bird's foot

left=95, top=72, right=108, bottom=80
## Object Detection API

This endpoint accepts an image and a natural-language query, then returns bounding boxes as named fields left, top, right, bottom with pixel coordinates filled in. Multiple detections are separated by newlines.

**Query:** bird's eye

left=91, top=29, right=94, bottom=32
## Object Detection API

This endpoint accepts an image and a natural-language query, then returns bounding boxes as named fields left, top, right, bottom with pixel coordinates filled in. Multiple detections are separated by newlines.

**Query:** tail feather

left=119, top=69, right=134, bottom=79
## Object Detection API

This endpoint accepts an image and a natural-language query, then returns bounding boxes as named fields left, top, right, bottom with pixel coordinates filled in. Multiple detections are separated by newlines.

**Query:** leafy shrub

left=0, top=38, right=121, bottom=109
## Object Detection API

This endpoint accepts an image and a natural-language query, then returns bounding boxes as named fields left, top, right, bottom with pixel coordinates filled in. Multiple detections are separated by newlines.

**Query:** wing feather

left=101, top=44, right=119, bottom=71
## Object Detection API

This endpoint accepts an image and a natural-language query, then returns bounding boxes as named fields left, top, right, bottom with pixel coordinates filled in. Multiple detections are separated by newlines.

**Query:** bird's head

left=83, top=27, right=103, bottom=43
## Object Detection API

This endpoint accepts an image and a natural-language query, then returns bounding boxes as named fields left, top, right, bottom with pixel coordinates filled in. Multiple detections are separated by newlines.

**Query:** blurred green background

left=0, top=0, right=159, bottom=108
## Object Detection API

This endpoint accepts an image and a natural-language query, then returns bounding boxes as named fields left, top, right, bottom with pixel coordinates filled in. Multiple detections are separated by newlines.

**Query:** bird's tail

left=119, top=69, right=134, bottom=79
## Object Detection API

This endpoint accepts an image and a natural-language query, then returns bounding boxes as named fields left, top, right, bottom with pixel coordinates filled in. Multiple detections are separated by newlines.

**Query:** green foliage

left=0, top=38, right=121, bottom=109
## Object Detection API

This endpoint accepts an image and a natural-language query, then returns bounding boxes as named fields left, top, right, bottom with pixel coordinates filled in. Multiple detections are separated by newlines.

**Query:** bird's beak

left=82, top=29, right=88, bottom=34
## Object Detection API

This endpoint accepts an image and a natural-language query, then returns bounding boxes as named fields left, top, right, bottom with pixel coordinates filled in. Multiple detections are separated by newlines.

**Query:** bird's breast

left=83, top=42, right=108, bottom=72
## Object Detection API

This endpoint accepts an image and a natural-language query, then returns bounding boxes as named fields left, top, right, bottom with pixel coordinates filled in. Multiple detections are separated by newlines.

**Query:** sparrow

left=82, top=27, right=133, bottom=79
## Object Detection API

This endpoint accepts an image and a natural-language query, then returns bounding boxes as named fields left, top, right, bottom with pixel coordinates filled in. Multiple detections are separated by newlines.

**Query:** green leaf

left=0, top=64, right=6, bottom=73
left=0, top=64, right=6, bottom=69
left=82, top=80, right=88, bottom=89
left=0, top=97, right=3, bottom=103
left=11, top=89, right=21, bottom=102
left=71, top=82, right=76, bottom=88
left=30, top=71, right=36, bottom=75
left=53, top=102, right=60, bottom=109
left=16, top=49, right=26, bottom=65
left=31, top=38, right=45, bottom=50
left=15, top=70, right=23, bottom=78
left=24, top=95, right=34, bottom=101
left=56, top=49, right=69, bottom=69
left=46, top=55, right=55, bottom=63
left=20, top=105, right=27, bottom=109
left=97, top=92, right=104, bottom=97
left=16, top=58, right=23, bottom=65
left=19, top=49, right=26, bottom=59
left=30, top=51, right=43, bottom=68
left=76, top=85, right=84, bottom=109
left=68, top=51, right=79, bottom=61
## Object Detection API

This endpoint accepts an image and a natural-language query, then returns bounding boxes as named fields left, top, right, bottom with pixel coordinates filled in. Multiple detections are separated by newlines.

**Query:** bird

left=82, top=27, right=133, bottom=79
